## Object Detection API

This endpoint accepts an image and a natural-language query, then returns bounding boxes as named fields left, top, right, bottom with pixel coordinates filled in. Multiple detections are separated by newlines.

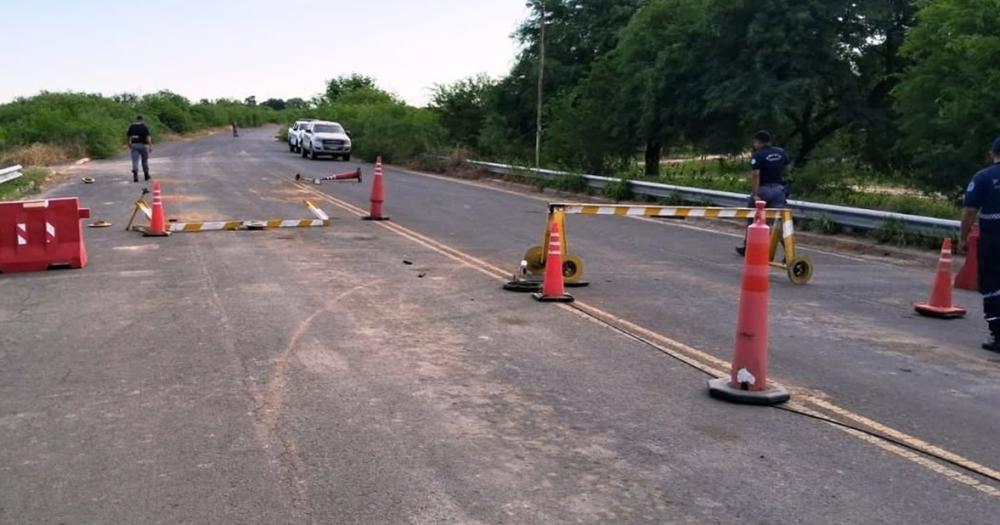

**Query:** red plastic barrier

left=0, top=197, right=90, bottom=274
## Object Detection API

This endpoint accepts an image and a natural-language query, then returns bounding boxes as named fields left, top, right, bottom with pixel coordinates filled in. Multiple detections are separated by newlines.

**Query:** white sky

left=1, top=0, right=531, bottom=107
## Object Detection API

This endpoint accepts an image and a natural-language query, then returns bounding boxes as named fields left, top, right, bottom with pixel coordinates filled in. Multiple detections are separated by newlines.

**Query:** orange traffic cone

left=915, top=238, right=966, bottom=318
left=363, top=157, right=389, bottom=221
left=532, top=221, right=574, bottom=303
left=144, top=181, right=170, bottom=237
left=709, top=201, right=789, bottom=405
left=955, top=224, right=979, bottom=291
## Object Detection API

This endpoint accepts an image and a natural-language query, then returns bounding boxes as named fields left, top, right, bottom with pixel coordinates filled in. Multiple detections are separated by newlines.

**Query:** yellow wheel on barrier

left=563, top=253, right=585, bottom=285
left=786, top=256, right=814, bottom=285
left=523, top=245, right=546, bottom=274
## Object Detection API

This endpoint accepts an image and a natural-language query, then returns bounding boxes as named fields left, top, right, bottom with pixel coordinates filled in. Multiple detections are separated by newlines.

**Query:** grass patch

left=603, top=177, right=633, bottom=202
left=0, top=167, right=49, bottom=200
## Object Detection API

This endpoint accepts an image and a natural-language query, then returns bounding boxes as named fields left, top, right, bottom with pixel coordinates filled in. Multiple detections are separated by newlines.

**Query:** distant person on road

left=960, top=136, right=1000, bottom=352
left=231, top=120, right=239, bottom=138
left=126, top=115, right=152, bottom=183
left=737, top=131, right=791, bottom=256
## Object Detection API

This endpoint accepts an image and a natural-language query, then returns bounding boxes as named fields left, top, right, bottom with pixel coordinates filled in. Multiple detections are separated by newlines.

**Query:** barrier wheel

left=563, top=253, right=585, bottom=285
left=786, top=256, right=814, bottom=285
left=523, top=245, right=546, bottom=274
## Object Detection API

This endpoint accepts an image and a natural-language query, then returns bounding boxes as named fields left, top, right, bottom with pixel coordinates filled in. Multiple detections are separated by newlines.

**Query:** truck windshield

left=314, top=124, right=344, bottom=134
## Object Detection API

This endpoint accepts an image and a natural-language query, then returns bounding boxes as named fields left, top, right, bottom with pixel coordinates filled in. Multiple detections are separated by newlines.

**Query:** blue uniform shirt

left=965, top=163, right=1000, bottom=236
left=750, top=146, right=790, bottom=186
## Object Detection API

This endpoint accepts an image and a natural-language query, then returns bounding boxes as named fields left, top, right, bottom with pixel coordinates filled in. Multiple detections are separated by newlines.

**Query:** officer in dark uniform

left=737, top=131, right=791, bottom=255
left=126, top=115, right=153, bottom=183
left=960, top=136, right=1000, bottom=352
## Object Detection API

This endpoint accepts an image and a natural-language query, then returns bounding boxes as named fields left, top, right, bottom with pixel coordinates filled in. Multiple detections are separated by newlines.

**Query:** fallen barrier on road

left=125, top=186, right=331, bottom=234
left=505, top=203, right=814, bottom=291
left=296, top=168, right=363, bottom=185
left=0, top=196, right=90, bottom=274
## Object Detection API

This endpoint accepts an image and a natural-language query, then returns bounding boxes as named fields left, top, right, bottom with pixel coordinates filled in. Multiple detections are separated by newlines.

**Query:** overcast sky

left=1, top=0, right=531, bottom=106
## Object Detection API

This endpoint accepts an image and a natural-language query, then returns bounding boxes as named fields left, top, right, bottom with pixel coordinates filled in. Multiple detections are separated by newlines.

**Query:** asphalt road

left=1, top=126, right=998, bottom=524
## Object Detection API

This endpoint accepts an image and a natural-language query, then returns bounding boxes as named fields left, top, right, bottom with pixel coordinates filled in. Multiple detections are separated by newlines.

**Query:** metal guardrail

left=0, top=165, right=23, bottom=185
left=465, top=160, right=961, bottom=236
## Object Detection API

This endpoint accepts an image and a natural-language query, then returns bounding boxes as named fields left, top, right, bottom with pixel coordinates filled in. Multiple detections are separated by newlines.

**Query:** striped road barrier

left=125, top=190, right=331, bottom=234
left=506, top=203, right=813, bottom=290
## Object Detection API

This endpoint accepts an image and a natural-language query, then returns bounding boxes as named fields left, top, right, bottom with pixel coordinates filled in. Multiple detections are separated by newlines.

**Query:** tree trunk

left=644, top=141, right=662, bottom=177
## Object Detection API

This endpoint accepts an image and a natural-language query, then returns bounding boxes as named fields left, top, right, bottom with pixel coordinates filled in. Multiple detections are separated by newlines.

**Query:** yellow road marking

left=294, top=182, right=1000, bottom=498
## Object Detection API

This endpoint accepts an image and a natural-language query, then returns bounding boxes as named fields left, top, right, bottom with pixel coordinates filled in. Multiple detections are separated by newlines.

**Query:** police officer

left=126, top=115, right=153, bottom=183
left=960, top=136, right=1000, bottom=352
left=737, top=131, right=791, bottom=255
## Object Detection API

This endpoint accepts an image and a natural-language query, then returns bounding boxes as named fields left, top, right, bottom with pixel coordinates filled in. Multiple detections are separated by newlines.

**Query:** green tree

left=895, top=0, right=1000, bottom=193
left=261, top=98, right=287, bottom=111
left=481, top=0, right=644, bottom=160
left=609, top=0, right=710, bottom=175
left=430, top=74, right=496, bottom=149
left=325, top=74, right=378, bottom=102
left=285, top=97, right=308, bottom=110
left=244, top=95, right=257, bottom=106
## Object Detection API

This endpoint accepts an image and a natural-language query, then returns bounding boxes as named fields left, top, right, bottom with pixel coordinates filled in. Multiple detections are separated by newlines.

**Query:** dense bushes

left=0, top=91, right=285, bottom=162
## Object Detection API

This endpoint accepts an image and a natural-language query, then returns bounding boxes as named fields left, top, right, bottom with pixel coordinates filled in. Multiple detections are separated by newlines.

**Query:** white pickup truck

left=299, top=120, right=352, bottom=161
left=287, top=119, right=314, bottom=153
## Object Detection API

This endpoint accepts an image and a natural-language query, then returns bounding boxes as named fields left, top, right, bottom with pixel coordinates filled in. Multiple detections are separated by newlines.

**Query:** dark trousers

left=742, top=184, right=788, bottom=246
left=979, top=235, right=1000, bottom=337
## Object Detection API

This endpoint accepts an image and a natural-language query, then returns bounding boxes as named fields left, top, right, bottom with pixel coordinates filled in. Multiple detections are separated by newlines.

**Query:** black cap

left=993, top=136, right=1000, bottom=154
left=753, top=130, right=772, bottom=143
left=136, top=115, right=144, bottom=121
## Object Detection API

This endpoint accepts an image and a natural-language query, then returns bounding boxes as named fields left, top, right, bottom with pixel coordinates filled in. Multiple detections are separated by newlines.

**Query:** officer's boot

left=983, top=335, right=1000, bottom=353
left=132, top=170, right=138, bottom=183
left=144, top=171, right=151, bottom=182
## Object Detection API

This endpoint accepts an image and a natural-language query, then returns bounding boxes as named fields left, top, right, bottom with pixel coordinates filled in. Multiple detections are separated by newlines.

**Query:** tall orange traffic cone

left=363, top=157, right=389, bottom=221
left=709, top=201, right=789, bottom=405
left=955, top=224, right=979, bottom=291
left=144, top=181, right=170, bottom=237
left=532, top=222, right=574, bottom=303
left=915, top=238, right=966, bottom=318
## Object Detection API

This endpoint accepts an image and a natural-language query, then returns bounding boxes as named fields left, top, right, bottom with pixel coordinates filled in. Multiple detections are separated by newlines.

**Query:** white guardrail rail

left=465, top=160, right=960, bottom=236
left=0, top=165, right=24, bottom=185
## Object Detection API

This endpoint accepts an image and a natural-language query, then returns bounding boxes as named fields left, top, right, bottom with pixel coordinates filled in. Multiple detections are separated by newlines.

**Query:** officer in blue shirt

left=737, top=131, right=791, bottom=255
left=961, top=136, right=1000, bottom=352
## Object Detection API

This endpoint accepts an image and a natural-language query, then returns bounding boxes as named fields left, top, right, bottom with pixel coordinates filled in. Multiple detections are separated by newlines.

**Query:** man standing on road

left=231, top=120, right=239, bottom=138
left=737, top=131, right=791, bottom=256
left=126, top=115, right=153, bottom=183
left=960, top=136, right=1000, bottom=352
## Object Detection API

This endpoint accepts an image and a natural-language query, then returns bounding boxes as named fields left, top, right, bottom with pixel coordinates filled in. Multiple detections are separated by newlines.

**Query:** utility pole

left=535, top=3, right=545, bottom=170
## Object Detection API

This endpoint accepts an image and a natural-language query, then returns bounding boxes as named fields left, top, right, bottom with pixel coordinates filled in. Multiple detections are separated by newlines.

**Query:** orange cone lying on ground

left=532, top=221, right=574, bottom=303
left=363, top=157, right=389, bottom=221
left=915, top=238, right=966, bottom=319
left=709, top=201, right=789, bottom=405
left=144, top=181, right=169, bottom=237
left=955, top=224, right=979, bottom=291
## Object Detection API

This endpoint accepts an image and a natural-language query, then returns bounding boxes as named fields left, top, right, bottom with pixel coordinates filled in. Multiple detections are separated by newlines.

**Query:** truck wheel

left=343, top=154, right=351, bottom=162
